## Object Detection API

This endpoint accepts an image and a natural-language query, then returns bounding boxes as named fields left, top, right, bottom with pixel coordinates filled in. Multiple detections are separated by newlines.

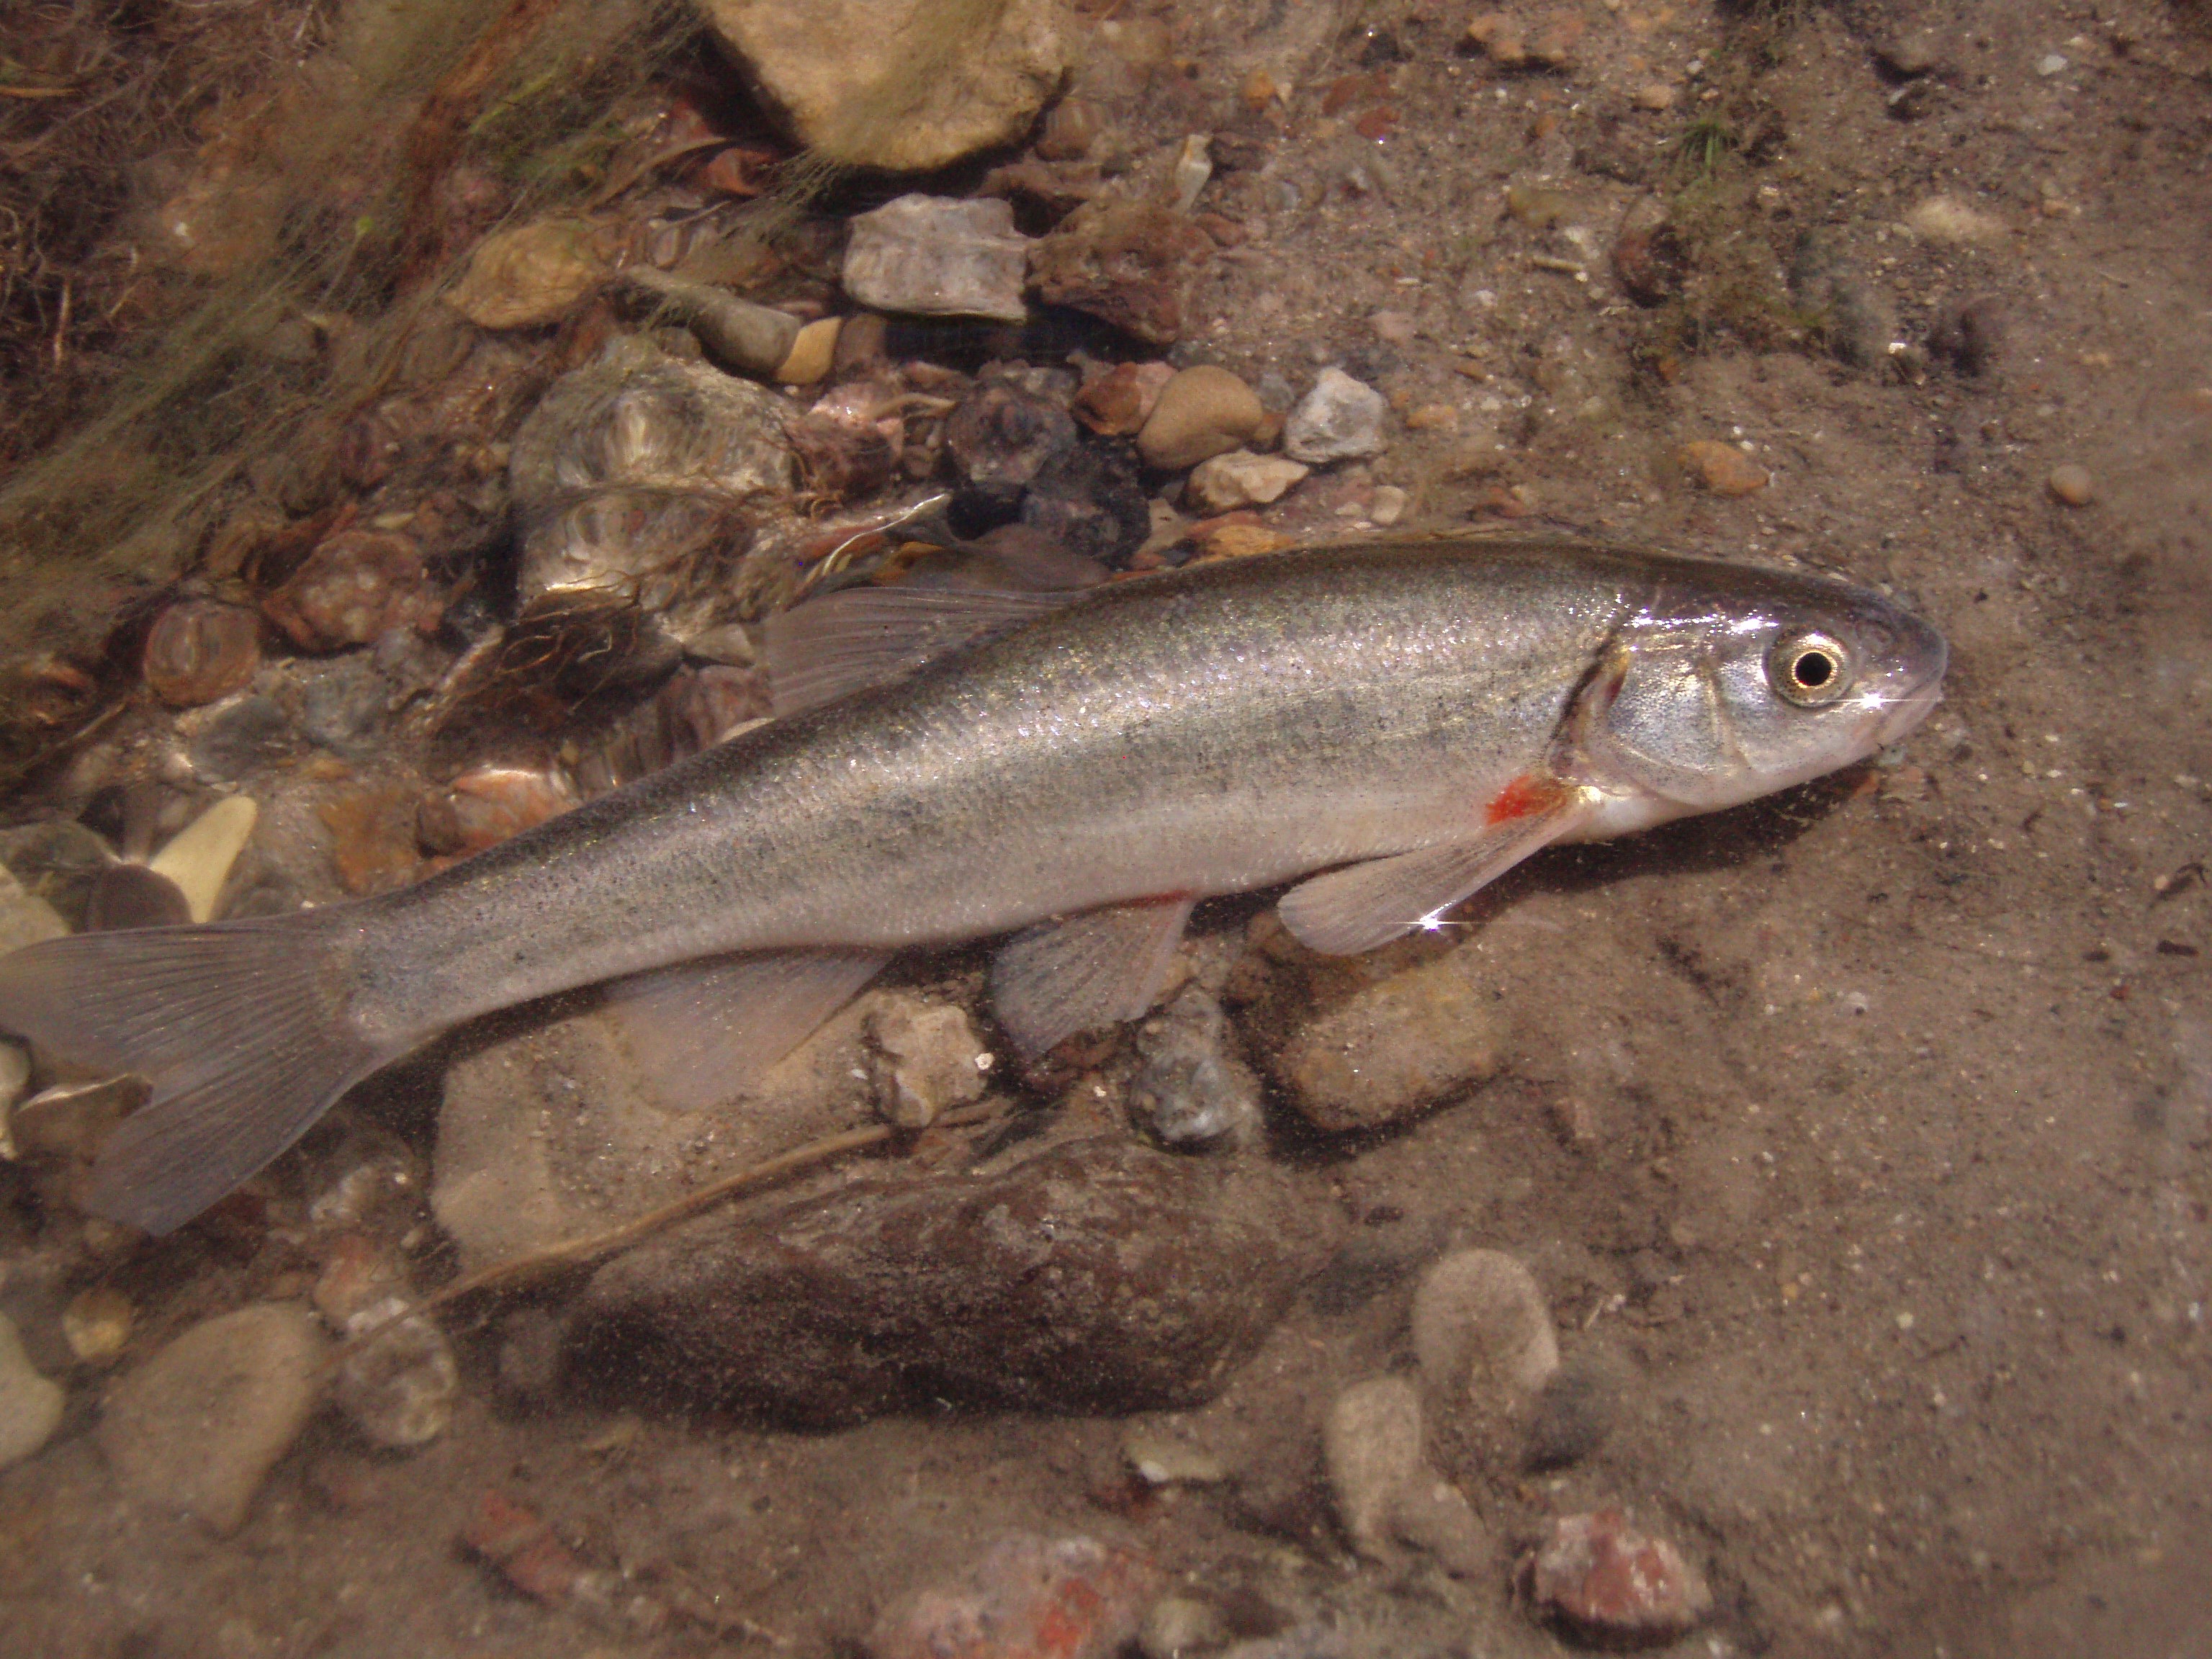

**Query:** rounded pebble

left=2047, top=463, right=2095, bottom=507
left=1138, top=367, right=1266, bottom=471
left=98, top=1302, right=327, bottom=1534
left=1519, top=1507, right=1712, bottom=1645
left=1678, top=439, right=1769, bottom=497
left=1271, top=954, right=1503, bottom=1132
left=865, top=995, right=989, bottom=1130
left=333, top=1312, right=459, bottom=1449
left=1321, top=1375, right=1424, bottom=1556
left=1185, top=450, right=1309, bottom=514
left=62, top=1287, right=135, bottom=1365
left=0, top=1310, right=66, bottom=1472
left=1411, top=1248, right=1560, bottom=1402
left=775, top=315, right=842, bottom=385
left=1524, top=1347, right=1622, bottom=1469
left=444, top=218, right=608, bottom=330
left=143, top=600, right=262, bottom=708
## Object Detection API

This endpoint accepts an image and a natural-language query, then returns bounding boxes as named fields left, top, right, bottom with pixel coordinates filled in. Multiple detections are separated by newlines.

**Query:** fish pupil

left=1793, top=650, right=1835, bottom=688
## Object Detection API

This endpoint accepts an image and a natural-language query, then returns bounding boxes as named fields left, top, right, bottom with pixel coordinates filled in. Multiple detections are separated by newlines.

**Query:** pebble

left=776, top=315, right=842, bottom=385
left=1128, top=986, right=1264, bottom=1148
left=572, top=1136, right=1336, bottom=1423
left=620, top=266, right=801, bottom=378
left=1905, top=194, right=2006, bottom=247
left=1139, top=1596, right=1231, bottom=1659
left=2047, top=462, right=2096, bottom=506
left=1138, top=367, right=1266, bottom=471
left=333, top=1313, right=459, bottom=1449
left=1075, top=361, right=1175, bottom=436
left=1022, top=441, right=1154, bottom=566
left=1677, top=439, right=1769, bottom=497
left=1368, top=484, right=1407, bottom=526
left=0, top=862, right=69, bottom=956
left=1411, top=1248, right=1561, bottom=1401
left=1185, top=450, right=1308, bottom=513
left=947, top=369, right=1080, bottom=491
left=701, top=0, right=1068, bottom=173
left=842, top=194, right=1030, bottom=323
left=1465, top=13, right=1527, bottom=66
left=1519, top=1508, right=1712, bottom=1647
left=1322, top=1376, right=1424, bottom=1555
left=868, top=1534, right=1156, bottom=1659
left=62, top=1287, right=135, bottom=1365
left=1632, top=82, right=1678, bottom=111
left=2036, top=51, right=2069, bottom=76
left=1030, top=197, right=1216, bottom=346
left=464, top=1489, right=601, bottom=1605
left=1123, top=1426, right=1228, bottom=1487
left=99, top=1303, right=327, bottom=1534
left=864, top=994, right=989, bottom=1130
left=1612, top=197, right=1684, bottom=306
left=1269, top=953, right=1503, bottom=1132
left=444, top=218, right=608, bottom=330
left=143, top=600, right=262, bottom=707
left=145, top=793, right=258, bottom=922
left=264, top=529, right=444, bottom=651
left=418, top=765, right=576, bottom=859
left=1282, top=369, right=1388, bottom=466
left=1525, top=1346, right=1624, bottom=1469
left=1877, top=28, right=1943, bottom=76
left=0, top=1310, right=65, bottom=1472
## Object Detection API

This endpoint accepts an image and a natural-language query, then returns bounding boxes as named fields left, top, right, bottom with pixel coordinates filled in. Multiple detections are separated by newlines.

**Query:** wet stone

left=1412, top=1248, right=1561, bottom=1402
left=1138, top=367, right=1265, bottom=472
left=0, top=862, right=68, bottom=956
left=181, top=693, right=296, bottom=784
left=946, top=371, right=1079, bottom=492
left=143, top=600, right=262, bottom=707
left=1282, top=369, right=1388, bottom=466
left=571, top=1136, right=1336, bottom=1424
left=1030, top=197, right=1216, bottom=346
left=1519, top=1508, right=1712, bottom=1647
left=99, top=1302, right=327, bottom=1534
left=263, top=530, right=444, bottom=652
left=0, top=1310, right=65, bottom=1472
left=1020, top=439, right=1153, bottom=566
left=1678, top=439, right=1769, bottom=498
left=2048, top=463, right=2096, bottom=507
left=1186, top=451, right=1308, bottom=514
left=1075, top=361, right=1174, bottom=436
left=444, top=218, right=609, bottom=331
left=842, top=194, right=1031, bottom=324
left=1271, top=953, right=1504, bottom=1132
left=1128, top=985, right=1263, bottom=1148
left=864, top=994, right=989, bottom=1130
left=332, top=1313, right=459, bottom=1449
left=868, top=1534, right=1157, bottom=1659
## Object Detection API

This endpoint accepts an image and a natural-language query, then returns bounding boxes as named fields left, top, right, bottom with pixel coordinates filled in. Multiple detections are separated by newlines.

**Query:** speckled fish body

left=0, top=539, right=1947, bottom=1233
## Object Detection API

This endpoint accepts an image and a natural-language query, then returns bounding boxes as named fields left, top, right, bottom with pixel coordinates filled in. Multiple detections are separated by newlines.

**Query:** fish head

left=1579, top=563, right=1948, bottom=814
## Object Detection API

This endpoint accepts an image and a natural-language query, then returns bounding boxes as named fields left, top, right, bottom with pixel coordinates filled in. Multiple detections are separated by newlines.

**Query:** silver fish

left=0, top=539, right=1946, bottom=1233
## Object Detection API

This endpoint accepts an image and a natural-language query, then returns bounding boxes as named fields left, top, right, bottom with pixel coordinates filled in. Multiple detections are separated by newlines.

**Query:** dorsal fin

left=765, top=585, right=1079, bottom=718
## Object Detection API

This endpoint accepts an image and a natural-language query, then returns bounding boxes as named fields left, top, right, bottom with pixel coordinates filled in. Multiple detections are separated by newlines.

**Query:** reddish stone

left=143, top=600, right=261, bottom=706
left=868, top=1535, right=1157, bottom=1659
left=418, top=765, right=576, bottom=858
left=318, top=786, right=423, bottom=895
left=463, top=1491, right=586, bottom=1604
left=1519, top=1507, right=1713, bottom=1647
left=1073, top=361, right=1172, bottom=436
left=264, top=530, right=443, bottom=651
left=1029, top=198, right=1214, bottom=346
left=1353, top=107, right=1400, bottom=142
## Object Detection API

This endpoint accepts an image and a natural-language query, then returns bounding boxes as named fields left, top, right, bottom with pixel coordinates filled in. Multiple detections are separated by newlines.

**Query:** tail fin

left=0, top=917, right=395, bottom=1235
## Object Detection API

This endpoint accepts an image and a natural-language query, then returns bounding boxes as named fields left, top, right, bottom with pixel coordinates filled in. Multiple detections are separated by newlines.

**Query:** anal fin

left=602, top=948, right=888, bottom=1112
left=989, top=896, right=1195, bottom=1058
left=1278, top=781, right=1593, bottom=956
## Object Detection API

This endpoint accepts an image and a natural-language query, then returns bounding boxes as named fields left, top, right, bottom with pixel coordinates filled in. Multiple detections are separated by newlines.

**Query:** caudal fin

left=0, top=917, right=394, bottom=1235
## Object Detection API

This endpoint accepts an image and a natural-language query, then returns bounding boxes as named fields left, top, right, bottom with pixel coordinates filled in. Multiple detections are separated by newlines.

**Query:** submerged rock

left=702, top=0, right=1069, bottom=174
left=1282, top=369, right=1388, bottom=465
left=1270, top=953, right=1504, bottom=1132
left=0, top=1310, right=65, bottom=1472
left=99, top=1303, right=326, bottom=1534
left=1519, top=1508, right=1712, bottom=1647
left=1030, top=197, right=1215, bottom=345
left=869, top=1534, right=1156, bottom=1659
left=572, top=1136, right=1336, bottom=1423
left=1137, top=367, right=1264, bottom=471
left=842, top=194, right=1032, bottom=323
left=1128, top=986, right=1262, bottom=1147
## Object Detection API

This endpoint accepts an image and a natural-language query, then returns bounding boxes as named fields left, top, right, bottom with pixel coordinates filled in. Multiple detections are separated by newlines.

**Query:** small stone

left=864, top=995, right=989, bottom=1130
left=1282, top=369, right=1388, bottom=466
left=1905, top=194, right=2005, bottom=247
left=1185, top=450, right=1308, bottom=513
left=1270, top=953, right=1503, bottom=1132
left=1632, top=82, right=1677, bottom=111
left=62, top=1287, right=135, bottom=1365
left=572, top=1136, right=1336, bottom=1423
left=99, top=1303, right=327, bottom=1534
left=1139, top=1596, right=1231, bottom=1659
left=1076, top=361, right=1174, bottom=436
left=332, top=1313, right=459, bottom=1449
left=444, top=219, right=608, bottom=330
left=0, top=862, right=68, bottom=956
left=1138, top=367, right=1266, bottom=470
left=1030, top=197, right=1215, bottom=346
left=1412, top=1248, right=1560, bottom=1405
left=313, top=1233, right=408, bottom=1327
left=1021, top=440, right=1153, bottom=565
left=1877, top=29, right=1943, bottom=76
left=2047, top=462, right=2096, bottom=506
left=869, top=1534, right=1157, bottom=1659
left=2036, top=51, right=2069, bottom=76
left=145, top=793, right=258, bottom=923
left=776, top=315, right=841, bottom=385
left=1525, top=12, right=1586, bottom=67
left=1323, top=1376, right=1424, bottom=1556
left=1123, top=1427, right=1228, bottom=1487
left=946, top=372, right=1080, bottom=492
left=1037, top=96, right=1100, bottom=161
left=1525, top=1348, right=1623, bottom=1470
left=1368, top=484, right=1408, bottom=526
left=1368, top=309, right=1416, bottom=346
left=264, top=530, right=443, bottom=652
left=1677, top=439, right=1769, bottom=497
left=842, top=194, right=1030, bottom=323
left=418, top=766, right=575, bottom=859
left=0, top=1310, right=66, bottom=1471
left=701, top=0, right=1069, bottom=174
left=1466, top=13, right=1527, bottom=66
left=1519, top=1508, right=1713, bottom=1647
left=621, top=266, right=801, bottom=378
left=1504, top=185, right=1570, bottom=229
left=143, top=600, right=262, bottom=707
left=1193, top=522, right=1296, bottom=561
left=464, top=1490, right=595, bottom=1605
left=1612, top=197, right=1685, bottom=306
left=183, top=693, right=293, bottom=783
left=1128, top=986, right=1264, bottom=1148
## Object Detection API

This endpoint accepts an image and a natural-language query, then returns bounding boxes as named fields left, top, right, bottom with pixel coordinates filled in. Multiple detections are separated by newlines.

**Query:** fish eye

left=1768, top=631, right=1852, bottom=706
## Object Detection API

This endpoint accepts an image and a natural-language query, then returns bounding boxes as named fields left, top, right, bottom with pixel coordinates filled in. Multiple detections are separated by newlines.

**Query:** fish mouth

left=1865, top=616, right=1949, bottom=747
left=1871, top=673, right=1944, bottom=747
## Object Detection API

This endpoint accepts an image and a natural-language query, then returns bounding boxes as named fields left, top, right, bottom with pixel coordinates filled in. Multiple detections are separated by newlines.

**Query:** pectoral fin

left=989, top=895, right=1195, bottom=1057
left=1278, top=779, right=1593, bottom=956
left=602, top=948, right=889, bottom=1110
left=765, top=585, right=1079, bottom=718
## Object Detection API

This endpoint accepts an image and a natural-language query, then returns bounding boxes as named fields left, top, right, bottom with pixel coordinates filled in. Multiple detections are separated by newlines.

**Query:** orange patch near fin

left=1485, top=773, right=1570, bottom=826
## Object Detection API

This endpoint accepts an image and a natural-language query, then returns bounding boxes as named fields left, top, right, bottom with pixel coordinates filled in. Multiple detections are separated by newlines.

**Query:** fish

left=0, top=538, right=1946, bottom=1235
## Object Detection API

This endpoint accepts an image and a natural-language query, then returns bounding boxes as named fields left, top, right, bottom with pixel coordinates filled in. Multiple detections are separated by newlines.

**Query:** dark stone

left=1019, top=439, right=1151, bottom=567
left=188, top=694, right=295, bottom=783
left=1525, top=1352, right=1622, bottom=1470
left=945, top=374, right=1079, bottom=491
left=1028, top=198, right=1215, bottom=346
left=570, top=1136, right=1337, bottom=1425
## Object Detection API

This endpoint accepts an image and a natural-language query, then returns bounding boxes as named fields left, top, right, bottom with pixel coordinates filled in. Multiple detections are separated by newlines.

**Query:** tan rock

left=1904, top=194, right=2005, bottom=247
left=1137, top=366, right=1264, bottom=470
left=1185, top=450, right=1308, bottom=513
left=1678, top=439, right=1769, bottom=497
left=1272, top=952, right=1503, bottom=1131
left=776, top=315, right=842, bottom=385
left=444, top=220, right=608, bottom=331
left=2046, top=462, right=2095, bottom=507
left=701, top=0, right=1069, bottom=174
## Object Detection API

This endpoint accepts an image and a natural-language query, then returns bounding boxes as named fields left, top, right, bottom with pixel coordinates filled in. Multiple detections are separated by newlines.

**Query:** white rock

left=701, top=0, right=1068, bottom=174
left=1184, top=450, right=1309, bottom=513
left=1322, top=1375, right=1424, bottom=1555
left=1282, top=367, right=1388, bottom=464
left=842, top=194, right=1030, bottom=323
left=99, top=1303, right=325, bottom=1534
left=0, top=1311, right=65, bottom=1471
left=1411, top=1248, right=1560, bottom=1403
left=1904, top=194, right=2006, bottom=248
